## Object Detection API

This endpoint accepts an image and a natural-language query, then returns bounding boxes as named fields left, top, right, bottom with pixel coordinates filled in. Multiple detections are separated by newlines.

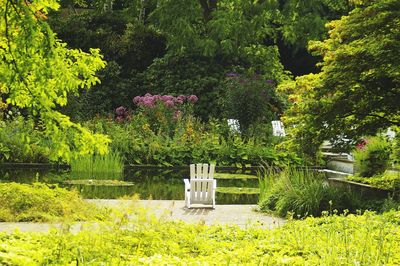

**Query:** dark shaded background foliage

left=48, top=0, right=351, bottom=123
left=50, top=13, right=166, bottom=120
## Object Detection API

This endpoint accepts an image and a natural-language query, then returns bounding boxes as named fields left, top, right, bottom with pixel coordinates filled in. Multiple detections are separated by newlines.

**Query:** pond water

left=0, top=166, right=260, bottom=204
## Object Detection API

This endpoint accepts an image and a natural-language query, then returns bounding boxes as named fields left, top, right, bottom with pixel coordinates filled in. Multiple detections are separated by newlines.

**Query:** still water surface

left=0, top=166, right=259, bottom=204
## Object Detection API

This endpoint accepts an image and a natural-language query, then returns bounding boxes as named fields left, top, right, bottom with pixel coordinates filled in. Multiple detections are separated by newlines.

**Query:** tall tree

left=149, top=0, right=351, bottom=78
left=282, top=0, right=400, bottom=156
left=0, top=0, right=109, bottom=161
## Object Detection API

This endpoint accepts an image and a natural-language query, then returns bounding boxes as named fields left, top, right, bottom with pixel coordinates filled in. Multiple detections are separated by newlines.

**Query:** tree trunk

left=198, top=0, right=217, bottom=22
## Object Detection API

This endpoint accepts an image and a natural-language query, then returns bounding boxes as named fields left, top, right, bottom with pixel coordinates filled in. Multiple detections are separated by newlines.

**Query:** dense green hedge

left=1, top=211, right=400, bottom=264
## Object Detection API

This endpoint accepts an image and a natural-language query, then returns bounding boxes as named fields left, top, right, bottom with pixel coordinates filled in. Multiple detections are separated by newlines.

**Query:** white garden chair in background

left=227, top=119, right=240, bottom=133
left=184, top=163, right=216, bottom=208
left=271, top=120, right=286, bottom=137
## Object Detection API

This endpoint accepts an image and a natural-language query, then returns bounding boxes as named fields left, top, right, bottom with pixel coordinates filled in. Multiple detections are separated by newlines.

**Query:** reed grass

left=70, top=151, right=124, bottom=180
left=258, top=166, right=361, bottom=217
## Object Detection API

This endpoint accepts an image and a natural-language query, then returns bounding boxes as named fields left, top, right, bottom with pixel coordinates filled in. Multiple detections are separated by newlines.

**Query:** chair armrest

left=184, top=179, right=190, bottom=191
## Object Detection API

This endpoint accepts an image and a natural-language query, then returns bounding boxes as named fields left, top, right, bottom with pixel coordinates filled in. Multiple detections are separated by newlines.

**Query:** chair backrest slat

left=190, top=163, right=215, bottom=180
left=190, top=164, right=195, bottom=179
left=209, top=164, right=215, bottom=179
left=196, top=164, right=202, bottom=179
left=202, top=163, right=209, bottom=179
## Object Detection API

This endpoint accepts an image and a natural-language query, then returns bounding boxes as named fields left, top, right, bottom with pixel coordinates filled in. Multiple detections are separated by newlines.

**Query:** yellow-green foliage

left=0, top=183, right=108, bottom=222
left=0, top=0, right=110, bottom=162
left=1, top=211, right=400, bottom=265
left=281, top=0, right=400, bottom=158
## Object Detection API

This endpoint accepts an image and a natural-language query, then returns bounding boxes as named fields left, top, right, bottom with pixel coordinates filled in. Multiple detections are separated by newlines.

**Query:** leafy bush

left=219, top=72, right=285, bottom=135
left=0, top=183, right=108, bottom=222
left=354, top=136, right=392, bottom=177
left=84, top=117, right=300, bottom=167
left=0, top=117, right=51, bottom=163
left=0, top=98, right=7, bottom=120
left=259, top=167, right=361, bottom=217
left=1, top=211, right=400, bottom=264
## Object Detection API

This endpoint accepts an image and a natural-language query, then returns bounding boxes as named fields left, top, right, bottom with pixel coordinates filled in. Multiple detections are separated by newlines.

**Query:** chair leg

left=185, top=192, right=191, bottom=208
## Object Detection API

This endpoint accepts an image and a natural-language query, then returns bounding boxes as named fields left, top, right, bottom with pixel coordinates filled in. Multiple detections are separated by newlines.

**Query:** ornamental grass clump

left=70, top=151, right=124, bottom=180
left=259, top=167, right=361, bottom=218
left=0, top=183, right=108, bottom=222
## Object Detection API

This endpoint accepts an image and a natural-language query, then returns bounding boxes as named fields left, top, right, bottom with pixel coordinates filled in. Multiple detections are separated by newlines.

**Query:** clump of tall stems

left=70, top=151, right=124, bottom=180
left=259, top=166, right=361, bottom=218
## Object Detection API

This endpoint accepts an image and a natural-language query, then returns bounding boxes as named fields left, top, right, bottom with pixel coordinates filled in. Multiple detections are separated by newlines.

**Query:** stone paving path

left=0, top=200, right=285, bottom=234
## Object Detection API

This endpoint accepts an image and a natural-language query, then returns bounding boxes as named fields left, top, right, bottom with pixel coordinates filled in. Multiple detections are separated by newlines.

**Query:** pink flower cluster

left=132, top=93, right=198, bottom=108
left=356, top=139, right=368, bottom=150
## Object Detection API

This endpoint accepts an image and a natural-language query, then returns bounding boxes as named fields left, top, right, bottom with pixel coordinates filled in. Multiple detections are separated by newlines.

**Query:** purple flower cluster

left=115, top=106, right=128, bottom=122
left=133, top=93, right=198, bottom=108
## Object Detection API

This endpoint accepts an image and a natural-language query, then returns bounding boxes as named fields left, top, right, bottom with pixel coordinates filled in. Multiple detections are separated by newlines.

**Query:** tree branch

left=4, top=0, right=35, bottom=95
left=338, top=111, right=400, bottom=126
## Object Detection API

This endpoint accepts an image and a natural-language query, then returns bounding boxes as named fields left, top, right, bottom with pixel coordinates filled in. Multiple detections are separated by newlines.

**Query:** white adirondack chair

left=184, top=164, right=216, bottom=208
left=271, top=120, right=286, bottom=137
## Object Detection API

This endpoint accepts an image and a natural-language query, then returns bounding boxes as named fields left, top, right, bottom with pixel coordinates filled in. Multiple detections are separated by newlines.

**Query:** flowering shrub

left=355, top=139, right=368, bottom=150
left=353, top=136, right=391, bottom=177
left=115, top=106, right=129, bottom=122
left=133, top=93, right=198, bottom=107
left=132, top=93, right=198, bottom=136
